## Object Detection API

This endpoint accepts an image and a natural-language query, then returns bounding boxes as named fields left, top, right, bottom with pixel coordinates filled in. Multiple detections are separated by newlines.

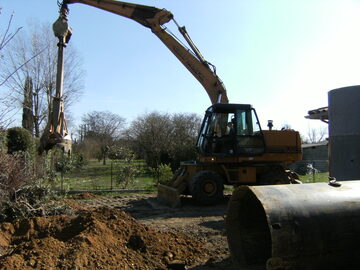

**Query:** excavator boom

left=62, top=0, right=229, bottom=205
left=65, top=0, right=171, bottom=28
left=64, top=0, right=228, bottom=104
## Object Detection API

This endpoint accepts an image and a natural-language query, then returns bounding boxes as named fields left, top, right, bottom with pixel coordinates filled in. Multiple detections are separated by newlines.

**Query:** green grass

left=57, top=159, right=157, bottom=191
left=299, top=172, right=329, bottom=183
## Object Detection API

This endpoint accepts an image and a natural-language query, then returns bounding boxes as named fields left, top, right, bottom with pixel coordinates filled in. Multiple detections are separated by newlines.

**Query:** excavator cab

left=197, top=103, right=265, bottom=157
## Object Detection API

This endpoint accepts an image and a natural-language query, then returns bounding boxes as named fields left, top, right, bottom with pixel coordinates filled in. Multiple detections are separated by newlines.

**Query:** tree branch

left=0, top=46, right=47, bottom=87
left=0, top=11, right=22, bottom=50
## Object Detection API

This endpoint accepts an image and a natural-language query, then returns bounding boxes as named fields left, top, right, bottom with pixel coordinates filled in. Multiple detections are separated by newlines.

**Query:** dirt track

left=78, top=193, right=233, bottom=269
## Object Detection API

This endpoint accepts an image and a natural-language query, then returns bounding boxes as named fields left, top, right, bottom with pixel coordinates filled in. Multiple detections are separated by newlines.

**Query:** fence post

left=111, top=161, right=113, bottom=190
left=312, top=162, right=316, bottom=182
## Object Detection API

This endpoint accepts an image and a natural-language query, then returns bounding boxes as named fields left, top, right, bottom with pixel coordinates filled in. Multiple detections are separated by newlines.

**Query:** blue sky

left=1, top=0, right=360, bottom=136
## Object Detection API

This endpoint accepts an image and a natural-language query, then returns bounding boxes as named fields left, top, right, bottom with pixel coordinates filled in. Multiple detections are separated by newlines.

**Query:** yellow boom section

left=65, top=0, right=228, bottom=104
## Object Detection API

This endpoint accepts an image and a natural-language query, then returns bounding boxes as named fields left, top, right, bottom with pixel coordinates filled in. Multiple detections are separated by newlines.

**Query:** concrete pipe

left=226, top=181, right=360, bottom=270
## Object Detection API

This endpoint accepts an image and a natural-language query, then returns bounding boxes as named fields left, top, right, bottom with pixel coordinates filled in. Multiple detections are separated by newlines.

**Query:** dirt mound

left=70, top=192, right=101, bottom=200
left=0, top=207, right=208, bottom=269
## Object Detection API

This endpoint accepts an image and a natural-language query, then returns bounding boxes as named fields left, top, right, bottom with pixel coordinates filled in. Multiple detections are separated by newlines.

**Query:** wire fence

left=58, top=160, right=153, bottom=192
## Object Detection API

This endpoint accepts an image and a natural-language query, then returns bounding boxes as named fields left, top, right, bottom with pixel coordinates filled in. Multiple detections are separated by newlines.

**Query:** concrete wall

left=290, top=142, right=328, bottom=175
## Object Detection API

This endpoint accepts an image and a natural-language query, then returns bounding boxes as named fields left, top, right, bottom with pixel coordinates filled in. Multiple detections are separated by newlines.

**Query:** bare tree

left=0, top=8, right=22, bottom=63
left=0, top=96, right=18, bottom=128
left=304, top=126, right=328, bottom=144
left=0, top=8, right=22, bottom=127
left=128, top=112, right=172, bottom=168
left=168, top=113, right=201, bottom=168
left=78, top=111, right=126, bottom=164
left=0, top=21, right=84, bottom=136
left=127, top=112, right=201, bottom=169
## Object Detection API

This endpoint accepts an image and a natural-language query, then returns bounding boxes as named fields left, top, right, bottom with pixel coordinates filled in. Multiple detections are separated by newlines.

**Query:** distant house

left=290, top=141, right=328, bottom=175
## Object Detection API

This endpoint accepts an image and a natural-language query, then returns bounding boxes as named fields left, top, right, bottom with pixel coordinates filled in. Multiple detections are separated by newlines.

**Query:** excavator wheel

left=258, top=167, right=299, bottom=185
left=190, top=170, right=224, bottom=205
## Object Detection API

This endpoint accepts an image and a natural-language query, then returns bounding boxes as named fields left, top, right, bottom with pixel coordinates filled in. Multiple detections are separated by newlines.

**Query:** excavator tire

left=190, top=170, right=224, bottom=205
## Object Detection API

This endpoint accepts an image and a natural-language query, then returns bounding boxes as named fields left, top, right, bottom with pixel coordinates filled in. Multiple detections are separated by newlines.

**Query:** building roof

left=305, top=106, right=328, bottom=122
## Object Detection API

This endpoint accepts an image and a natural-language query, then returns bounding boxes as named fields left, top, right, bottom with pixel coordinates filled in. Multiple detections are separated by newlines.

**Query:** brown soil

left=70, top=192, right=101, bottom=200
left=0, top=193, right=232, bottom=270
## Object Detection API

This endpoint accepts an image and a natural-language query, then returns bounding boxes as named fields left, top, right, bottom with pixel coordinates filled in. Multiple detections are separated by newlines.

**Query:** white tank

left=328, top=85, right=360, bottom=180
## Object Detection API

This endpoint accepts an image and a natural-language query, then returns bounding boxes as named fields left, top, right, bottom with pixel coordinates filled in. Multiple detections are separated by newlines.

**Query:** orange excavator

left=47, top=0, right=302, bottom=207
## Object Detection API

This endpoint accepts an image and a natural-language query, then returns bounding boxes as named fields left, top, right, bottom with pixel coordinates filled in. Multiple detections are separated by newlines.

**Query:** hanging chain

left=56, top=0, right=69, bottom=18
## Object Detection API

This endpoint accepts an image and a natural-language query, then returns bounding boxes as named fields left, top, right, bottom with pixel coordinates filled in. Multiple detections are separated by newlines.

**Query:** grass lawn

left=57, top=159, right=157, bottom=192
left=299, top=172, right=329, bottom=183
left=55, top=158, right=330, bottom=192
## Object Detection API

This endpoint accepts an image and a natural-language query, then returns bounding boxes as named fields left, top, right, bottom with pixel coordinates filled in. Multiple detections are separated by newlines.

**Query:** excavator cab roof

left=206, top=103, right=254, bottom=114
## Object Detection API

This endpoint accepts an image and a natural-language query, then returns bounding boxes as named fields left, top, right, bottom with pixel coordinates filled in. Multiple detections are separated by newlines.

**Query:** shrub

left=114, top=148, right=142, bottom=189
left=0, top=151, right=34, bottom=219
left=33, top=153, right=57, bottom=184
left=150, top=164, right=173, bottom=185
left=53, top=151, right=86, bottom=173
left=0, top=183, right=73, bottom=222
left=0, top=151, right=34, bottom=192
left=6, top=127, right=35, bottom=154
left=0, top=150, right=74, bottom=221
left=108, top=145, right=127, bottom=160
left=72, top=153, right=86, bottom=169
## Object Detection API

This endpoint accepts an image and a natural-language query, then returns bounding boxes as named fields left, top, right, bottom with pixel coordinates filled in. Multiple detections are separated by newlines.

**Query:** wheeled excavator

left=49, top=0, right=302, bottom=207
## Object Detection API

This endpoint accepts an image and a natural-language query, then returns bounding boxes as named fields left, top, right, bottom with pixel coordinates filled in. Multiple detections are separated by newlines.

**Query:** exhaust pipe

left=226, top=181, right=360, bottom=270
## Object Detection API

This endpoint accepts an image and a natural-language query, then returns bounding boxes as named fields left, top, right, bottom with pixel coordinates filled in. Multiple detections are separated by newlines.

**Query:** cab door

left=234, top=109, right=265, bottom=156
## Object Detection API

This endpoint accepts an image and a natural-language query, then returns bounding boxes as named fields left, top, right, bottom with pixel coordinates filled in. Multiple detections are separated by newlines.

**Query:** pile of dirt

left=70, top=192, right=101, bottom=200
left=0, top=207, right=208, bottom=269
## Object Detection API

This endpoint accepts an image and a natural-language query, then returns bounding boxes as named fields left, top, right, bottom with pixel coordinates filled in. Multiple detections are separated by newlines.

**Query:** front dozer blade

left=157, top=184, right=181, bottom=208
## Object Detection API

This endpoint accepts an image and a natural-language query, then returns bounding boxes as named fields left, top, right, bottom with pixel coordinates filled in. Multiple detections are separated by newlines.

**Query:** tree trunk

left=102, top=154, right=106, bottom=165
left=33, top=91, right=40, bottom=138
left=22, top=76, right=34, bottom=135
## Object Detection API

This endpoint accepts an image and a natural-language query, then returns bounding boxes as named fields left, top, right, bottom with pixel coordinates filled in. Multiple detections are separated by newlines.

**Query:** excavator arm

left=40, top=0, right=227, bottom=154
left=64, top=0, right=228, bottom=104
left=39, top=5, right=72, bottom=154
